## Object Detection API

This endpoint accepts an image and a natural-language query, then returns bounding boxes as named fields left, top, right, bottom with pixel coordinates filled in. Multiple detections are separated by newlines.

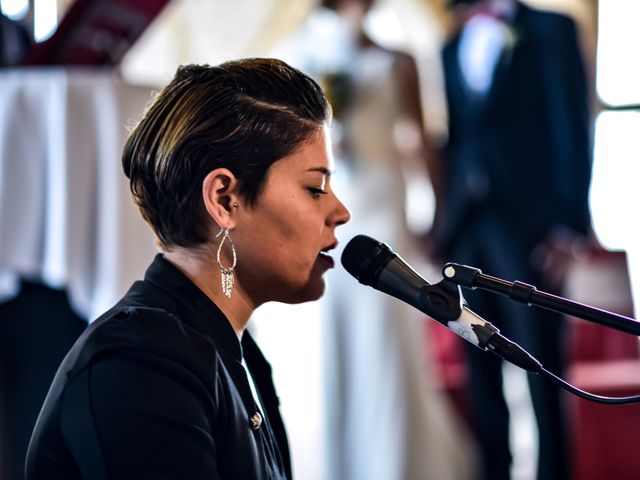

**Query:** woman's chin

left=282, top=278, right=326, bottom=305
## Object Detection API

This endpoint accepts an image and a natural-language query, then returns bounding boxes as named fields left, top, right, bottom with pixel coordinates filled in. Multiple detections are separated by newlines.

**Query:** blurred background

left=1, top=0, right=639, bottom=479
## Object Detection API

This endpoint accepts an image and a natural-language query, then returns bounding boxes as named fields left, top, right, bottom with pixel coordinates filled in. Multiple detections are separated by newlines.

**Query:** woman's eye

left=308, top=187, right=327, bottom=199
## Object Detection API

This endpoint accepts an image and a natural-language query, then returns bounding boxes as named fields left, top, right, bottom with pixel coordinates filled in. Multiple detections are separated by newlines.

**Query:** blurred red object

left=566, top=248, right=640, bottom=480
left=22, top=0, right=170, bottom=66
left=426, top=319, right=471, bottom=427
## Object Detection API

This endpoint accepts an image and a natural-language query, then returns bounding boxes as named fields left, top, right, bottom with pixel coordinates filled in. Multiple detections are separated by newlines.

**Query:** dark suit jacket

left=437, top=1, right=591, bottom=257
left=25, top=255, right=291, bottom=480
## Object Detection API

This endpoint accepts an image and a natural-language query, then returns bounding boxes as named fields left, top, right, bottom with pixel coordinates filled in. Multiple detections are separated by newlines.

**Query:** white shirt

left=458, top=13, right=511, bottom=95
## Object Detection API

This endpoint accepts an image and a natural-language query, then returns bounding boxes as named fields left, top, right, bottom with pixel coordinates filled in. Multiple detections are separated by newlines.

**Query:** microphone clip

left=420, top=279, right=502, bottom=352
left=418, top=279, right=463, bottom=323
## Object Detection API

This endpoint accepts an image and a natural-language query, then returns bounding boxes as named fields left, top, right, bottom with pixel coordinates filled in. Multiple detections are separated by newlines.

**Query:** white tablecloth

left=0, top=68, right=158, bottom=320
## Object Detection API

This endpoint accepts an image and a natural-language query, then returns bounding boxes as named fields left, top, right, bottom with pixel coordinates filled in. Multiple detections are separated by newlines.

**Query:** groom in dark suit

left=433, top=0, right=592, bottom=478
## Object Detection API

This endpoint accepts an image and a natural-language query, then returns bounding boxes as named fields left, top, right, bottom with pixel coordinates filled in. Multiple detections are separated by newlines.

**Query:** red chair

left=566, top=248, right=640, bottom=480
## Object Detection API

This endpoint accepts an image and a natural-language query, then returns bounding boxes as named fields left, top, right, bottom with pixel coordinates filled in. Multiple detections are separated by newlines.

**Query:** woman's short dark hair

left=122, top=58, right=331, bottom=250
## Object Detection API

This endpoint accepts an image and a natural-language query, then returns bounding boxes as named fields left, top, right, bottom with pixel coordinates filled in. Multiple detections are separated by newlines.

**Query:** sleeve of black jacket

left=26, top=308, right=224, bottom=480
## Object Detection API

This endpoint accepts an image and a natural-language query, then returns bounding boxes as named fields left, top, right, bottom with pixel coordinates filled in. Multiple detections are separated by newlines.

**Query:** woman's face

left=234, top=124, right=350, bottom=305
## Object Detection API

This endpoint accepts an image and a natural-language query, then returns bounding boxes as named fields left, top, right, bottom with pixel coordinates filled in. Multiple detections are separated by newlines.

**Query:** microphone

left=341, top=235, right=542, bottom=372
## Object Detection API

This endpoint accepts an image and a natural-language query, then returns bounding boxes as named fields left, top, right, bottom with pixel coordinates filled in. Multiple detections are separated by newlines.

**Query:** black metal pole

left=443, top=262, right=640, bottom=336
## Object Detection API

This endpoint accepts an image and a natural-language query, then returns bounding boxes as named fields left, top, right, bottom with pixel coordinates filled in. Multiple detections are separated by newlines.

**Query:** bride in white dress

left=277, top=1, right=475, bottom=478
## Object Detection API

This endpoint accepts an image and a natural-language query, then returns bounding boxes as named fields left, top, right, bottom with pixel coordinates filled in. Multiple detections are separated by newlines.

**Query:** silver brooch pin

left=250, top=412, right=262, bottom=430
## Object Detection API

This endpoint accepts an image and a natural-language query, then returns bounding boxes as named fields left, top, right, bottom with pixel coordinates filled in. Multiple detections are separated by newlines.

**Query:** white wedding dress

left=320, top=44, right=474, bottom=480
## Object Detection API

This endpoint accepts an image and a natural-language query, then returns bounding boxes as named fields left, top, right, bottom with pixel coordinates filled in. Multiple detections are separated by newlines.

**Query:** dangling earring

left=216, top=226, right=237, bottom=298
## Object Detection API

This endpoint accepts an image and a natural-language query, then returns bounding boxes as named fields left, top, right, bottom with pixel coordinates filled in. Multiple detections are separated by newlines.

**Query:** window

left=590, top=0, right=640, bottom=316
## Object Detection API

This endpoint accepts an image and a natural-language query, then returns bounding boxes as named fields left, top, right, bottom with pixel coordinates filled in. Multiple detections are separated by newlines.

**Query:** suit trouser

left=449, top=217, right=570, bottom=480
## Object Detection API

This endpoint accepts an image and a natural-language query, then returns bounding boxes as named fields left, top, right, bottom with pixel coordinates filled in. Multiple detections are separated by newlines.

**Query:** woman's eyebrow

left=306, top=167, right=333, bottom=176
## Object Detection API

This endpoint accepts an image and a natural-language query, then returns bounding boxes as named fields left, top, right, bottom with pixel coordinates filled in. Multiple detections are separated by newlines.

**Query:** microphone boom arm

left=441, top=262, right=640, bottom=403
left=443, top=263, right=640, bottom=336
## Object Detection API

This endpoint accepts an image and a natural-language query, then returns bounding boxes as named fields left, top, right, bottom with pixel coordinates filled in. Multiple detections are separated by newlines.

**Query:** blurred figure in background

left=279, top=0, right=475, bottom=478
left=0, top=12, right=30, bottom=66
left=433, top=0, right=593, bottom=479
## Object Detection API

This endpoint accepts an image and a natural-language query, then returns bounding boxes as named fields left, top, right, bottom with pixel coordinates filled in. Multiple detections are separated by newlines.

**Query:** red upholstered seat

left=564, top=248, right=639, bottom=480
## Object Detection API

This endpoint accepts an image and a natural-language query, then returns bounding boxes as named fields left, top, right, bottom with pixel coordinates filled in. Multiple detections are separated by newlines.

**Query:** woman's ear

left=202, top=168, right=240, bottom=229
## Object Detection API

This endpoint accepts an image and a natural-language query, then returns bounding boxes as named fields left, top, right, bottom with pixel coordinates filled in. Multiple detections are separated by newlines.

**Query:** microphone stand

left=442, top=262, right=640, bottom=335
left=441, top=262, right=640, bottom=404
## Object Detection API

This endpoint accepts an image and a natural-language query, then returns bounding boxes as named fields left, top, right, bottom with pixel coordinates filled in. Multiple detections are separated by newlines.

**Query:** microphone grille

left=340, top=234, right=387, bottom=282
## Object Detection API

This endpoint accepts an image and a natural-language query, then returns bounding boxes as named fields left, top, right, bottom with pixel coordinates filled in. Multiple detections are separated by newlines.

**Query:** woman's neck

left=163, top=247, right=255, bottom=336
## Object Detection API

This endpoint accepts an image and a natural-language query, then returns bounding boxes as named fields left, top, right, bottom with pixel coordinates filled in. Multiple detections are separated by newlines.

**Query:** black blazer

left=26, top=255, right=291, bottom=480
left=437, top=2, right=591, bottom=256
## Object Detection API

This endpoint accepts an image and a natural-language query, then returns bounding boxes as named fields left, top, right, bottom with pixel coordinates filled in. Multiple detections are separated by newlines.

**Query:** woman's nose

left=330, top=193, right=351, bottom=227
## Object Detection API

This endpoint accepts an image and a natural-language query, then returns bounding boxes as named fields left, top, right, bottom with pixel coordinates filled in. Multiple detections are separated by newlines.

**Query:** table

left=0, top=68, right=157, bottom=320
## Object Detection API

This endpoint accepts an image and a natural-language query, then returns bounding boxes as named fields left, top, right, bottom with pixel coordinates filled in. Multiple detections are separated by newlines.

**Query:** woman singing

left=26, top=58, right=350, bottom=480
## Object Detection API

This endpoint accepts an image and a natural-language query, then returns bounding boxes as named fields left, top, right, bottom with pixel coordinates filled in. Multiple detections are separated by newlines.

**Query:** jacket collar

left=133, top=254, right=291, bottom=478
left=139, top=253, right=245, bottom=362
